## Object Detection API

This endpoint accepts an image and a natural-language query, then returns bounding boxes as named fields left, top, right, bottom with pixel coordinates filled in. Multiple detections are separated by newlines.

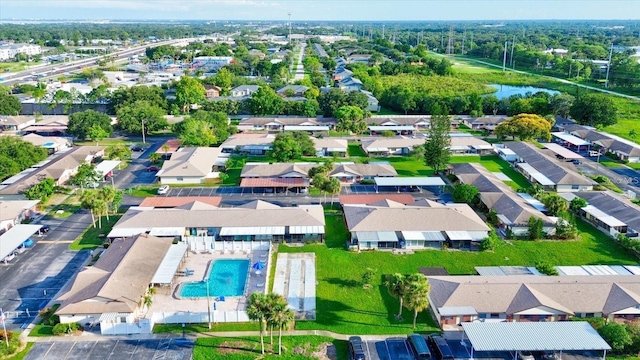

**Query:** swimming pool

left=179, top=259, right=250, bottom=298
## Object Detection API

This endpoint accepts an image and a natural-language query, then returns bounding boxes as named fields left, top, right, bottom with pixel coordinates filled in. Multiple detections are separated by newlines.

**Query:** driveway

left=24, top=338, right=193, bottom=360
left=40, top=210, right=93, bottom=242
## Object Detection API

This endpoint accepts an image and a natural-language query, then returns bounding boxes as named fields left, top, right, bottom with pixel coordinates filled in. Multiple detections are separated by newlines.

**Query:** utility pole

left=441, top=30, right=444, bottom=51
left=510, top=35, right=516, bottom=68
left=206, top=279, right=212, bottom=329
left=446, top=26, right=454, bottom=56
left=502, top=41, right=508, bottom=72
left=461, top=30, right=466, bottom=55
left=605, top=43, right=613, bottom=88
left=288, top=13, right=292, bottom=45
left=382, top=24, right=385, bottom=40
left=141, top=119, right=146, bottom=144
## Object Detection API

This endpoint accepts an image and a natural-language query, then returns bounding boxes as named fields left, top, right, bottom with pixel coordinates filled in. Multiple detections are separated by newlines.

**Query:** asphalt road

left=0, top=241, right=88, bottom=330
left=24, top=339, right=193, bottom=360
left=40, top=210, right=93, bottom=242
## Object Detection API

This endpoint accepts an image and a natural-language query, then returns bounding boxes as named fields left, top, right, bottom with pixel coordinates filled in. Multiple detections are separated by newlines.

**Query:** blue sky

left=1, top=0, right=640, bottom=21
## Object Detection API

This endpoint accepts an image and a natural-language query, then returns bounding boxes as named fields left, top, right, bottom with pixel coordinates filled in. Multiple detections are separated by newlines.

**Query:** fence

left=151, top=310, right=250, bottom=324
left=183, top=237, right=270, bottom=252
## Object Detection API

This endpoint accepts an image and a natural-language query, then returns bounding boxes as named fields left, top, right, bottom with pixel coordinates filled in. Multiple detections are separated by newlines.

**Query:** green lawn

left=128, top=185, right=160, bottom=197
left=378, top=157, right=433, bottom=177
left=69, top=215, right=122, bottom=250
left=75, top=139, right=140, bottom=147
left=4, top=342, right=33, bottom=360
left=377, top=107, right=401, bottom=115
left=47, top=201, right=81, bottom=219
left=449, top=155, right=531, bottom=190
left=273, top=214, right=638, bottom=335
left=347, top=143, right=367, bottom=157
left=193, top=336, right=348, bottom=360
left=154, top=322, right=259, bottom=334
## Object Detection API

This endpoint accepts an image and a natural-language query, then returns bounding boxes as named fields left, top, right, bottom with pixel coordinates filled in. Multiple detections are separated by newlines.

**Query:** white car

left=157, top=185, right=170, bottom=195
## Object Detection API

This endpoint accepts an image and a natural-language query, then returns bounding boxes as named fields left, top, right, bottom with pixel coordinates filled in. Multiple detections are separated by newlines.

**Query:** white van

left=589, top=150, right=601, bottom=157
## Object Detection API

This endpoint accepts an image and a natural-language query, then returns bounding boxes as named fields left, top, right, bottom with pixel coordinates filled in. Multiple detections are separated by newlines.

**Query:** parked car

left=427, top=335, right=454, bottom=360
left=22, top=238, right=35, bottom=247
left=131, top=145, right=145, bottom=152
left=348, top=336, right=366, bottom=360
left=147, top=166, right=160, bottom=172
left=518, top=351, right=535, bottom=360
left=157, top=185, right=170, bottom=195
left=85, top=182, right=100, bottom=189
left=407, top=334, right=431, bottom=360
left=572, top=159, right=583, bottom=165
left=38, top=225, right=50, bottom=235
left=3, top=252, right=16, bottom=262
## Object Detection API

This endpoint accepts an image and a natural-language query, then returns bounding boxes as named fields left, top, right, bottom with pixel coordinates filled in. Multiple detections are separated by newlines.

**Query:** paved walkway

left=24, top=329, right=394, bottom=343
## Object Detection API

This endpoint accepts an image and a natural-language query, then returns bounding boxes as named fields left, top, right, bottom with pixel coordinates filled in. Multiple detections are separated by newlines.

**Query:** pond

left=489, top=84, right=559, bottom=99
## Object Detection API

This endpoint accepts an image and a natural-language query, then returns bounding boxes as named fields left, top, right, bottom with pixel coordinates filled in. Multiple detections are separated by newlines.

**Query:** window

left=585, top=313, right=595, bottom=318
left=177, top=177, right=183, bottom=181
left=572, top=185, right=579, bottom=190
left=478, top=313, right=488, bottom=319
left=490, top=313, right=500, bottom=318
left=120, top=317, right=127, bottom=323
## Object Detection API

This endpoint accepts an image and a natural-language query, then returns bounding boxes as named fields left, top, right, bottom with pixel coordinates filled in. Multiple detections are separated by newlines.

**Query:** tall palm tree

left=247, top=292, right=269, bottom=354
left=273, top=305, right=295, bottom=355
left=384, top=273, right=407, bottom=319
left=402, top=274, right=431, bottom=329
left=98, top=186, right=118, bottom=220
left=266, top=293, right=289, bottom=348
left=80, top=189, right=98, bottom=228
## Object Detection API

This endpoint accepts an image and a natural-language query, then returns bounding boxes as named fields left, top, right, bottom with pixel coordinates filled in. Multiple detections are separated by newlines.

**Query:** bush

left=103, top=242, right=110, bottom=248
left=0, top=330, right=13, bottom=341
left=359, top=179, right=375, bottom=185
left=535, top=261, right=558, bottom=276
left=52, top=322, right=82, bottom=335
left=480, top=230, right=502, bottom=251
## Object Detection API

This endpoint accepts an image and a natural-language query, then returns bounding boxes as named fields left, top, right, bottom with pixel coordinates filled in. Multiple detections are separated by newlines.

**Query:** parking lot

left=24, top=338, right=193, bottom=360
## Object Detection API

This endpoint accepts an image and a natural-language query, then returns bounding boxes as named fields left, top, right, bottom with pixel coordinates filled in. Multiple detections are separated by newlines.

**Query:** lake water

left=489, top=84, right=559, bottom=99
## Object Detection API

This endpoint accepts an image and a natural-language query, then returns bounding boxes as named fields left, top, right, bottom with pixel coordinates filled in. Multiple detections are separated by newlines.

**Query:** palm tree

left=325, top=177, right=341, bottom=205
left=402, top=274, right=430, bottom=329
left=273, top=305, right=295, bottom=355
left=80, top=189, right=98, bottom=228
left=384, top=273, right=407, bottom=319
left=247, top=292, right=269, bottom=354
left=98, top=186, right=118, bottom=220
left=265, top=293, right=290, bottom=349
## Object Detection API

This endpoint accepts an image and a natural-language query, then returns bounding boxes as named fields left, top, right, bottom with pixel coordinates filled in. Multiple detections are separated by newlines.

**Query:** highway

left=0, top=38, right=195, bottom=85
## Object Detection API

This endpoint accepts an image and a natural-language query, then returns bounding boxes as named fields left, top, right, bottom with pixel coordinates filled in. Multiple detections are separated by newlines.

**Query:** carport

left=552, top=132, right=590, bottom=152
left=460, top=322, right=611, bottom=360
left=0, top=224, right=42, bottom=261
left=151, top=242, right=188, bottom=285
left=373, top=177, right=445, bottom=193
left=240, top=177, right=308, bottom=193
left=95, top=160, right=121, bottom=180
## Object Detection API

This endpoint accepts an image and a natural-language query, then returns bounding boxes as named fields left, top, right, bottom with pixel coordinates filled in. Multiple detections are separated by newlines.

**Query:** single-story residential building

left=361, top=90, right=380, bottom=112
left=428, top=274, right=640, bottom=329
left=20, top=133, right=71, bottom=154
left=240, top=162, right=397, bottom=184
left=337, top=76, right=363, bottom=92
left=204, top=85, right=222, bottom=99
left=343, top=199, right=490, bottom=250
left=0, top=146, right=105, bottom=195
left=360, top=136, right=425, bottom=156
left=108, top=200, right=326, bottom=245
left=230, top=85, right=260, bottom=97
left=237, top=117, right=337, bottom=132
left=156, top=139, right=182, bottom=159
left=560, top=192, right=640, bottom=238
left=22, top=115, right=70, bottom=136
left=157, top=147, right=228, bottom=185
left=277, top=85, right=309, bottom=97
left=312, top=138, right=347, bottom=157
left=219, top=134, right=275, bottom=155
left=55, top=234, right=174, bottom=335
left=463, top=116, right=509, bottom=131
left=505, top=142, right=594, bottom=192
left=0, top=115, right=36, bottom=132
left=449, top=135, right=494, bottom=155
left=338, top=194, right=415, bottom=205
left=0, top=200, right=40, bottom=233
left=450, top=163, right=555, bottom=236
left=332, top=68, right=353, bottom=82
left=365, top=115, right=431, bottom=130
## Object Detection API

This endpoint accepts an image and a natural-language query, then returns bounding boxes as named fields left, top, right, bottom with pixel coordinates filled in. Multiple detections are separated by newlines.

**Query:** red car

left=147, top=166, right=160, bottom=172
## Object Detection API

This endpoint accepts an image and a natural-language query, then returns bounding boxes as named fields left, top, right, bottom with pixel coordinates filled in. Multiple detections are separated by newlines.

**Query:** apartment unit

left=240, top=162, right=397, bottom=184
left=237, top=117, right=337, bottom=132
left=344, top=199, right=490, bottom=250
left=0, top=200, right=40, bottom=233
left=156, top=147, right=228, bottom=185
left=219, top=134, right=275, bottom=155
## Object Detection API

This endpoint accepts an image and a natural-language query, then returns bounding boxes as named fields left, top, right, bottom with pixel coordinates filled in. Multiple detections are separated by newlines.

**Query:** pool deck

left=150, top=248, right=271, bottom=316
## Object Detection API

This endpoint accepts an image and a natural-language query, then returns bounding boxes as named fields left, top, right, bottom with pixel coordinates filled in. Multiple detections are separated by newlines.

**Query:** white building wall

left=58, top=313, right=101, bottom=325
left=160, top=176, right=205, bottom=185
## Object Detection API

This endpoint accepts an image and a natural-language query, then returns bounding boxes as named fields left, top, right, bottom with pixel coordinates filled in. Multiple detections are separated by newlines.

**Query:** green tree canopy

left=269, top=132, right=303, bottom=162
left=176, top=118, right=217, bottom=147
left=570, top=93, right=618, bottom=127
left=453, top=184, right=479, bottom=204
left=249, top=86, right=284, bottom=116
left=0, top=136, right=48, bottom=181
left=0, top=93, right=21, bottom=115
left=116, top=100, right=168, bottom=135
left=423, top=109, right=451, bottom=173
left=108, top=85, right=167, bottom=114
left=494, top=113, right=552, bottom=141
left=542, top=193, right=569, bottom=216
left=174, top=76, right=206, bottom=113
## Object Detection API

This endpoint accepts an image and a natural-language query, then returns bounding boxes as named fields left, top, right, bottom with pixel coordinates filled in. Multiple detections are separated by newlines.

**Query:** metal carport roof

left=151, top=242, right=188, bottom=284
left=374, top=177, right=445, bottom=187
left=0, top=224, right=42, bottom=260
left=461, top=322, right=611, bottom=351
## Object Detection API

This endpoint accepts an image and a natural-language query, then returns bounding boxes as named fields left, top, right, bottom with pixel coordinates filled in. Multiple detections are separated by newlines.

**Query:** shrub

left=535, top=261, right=558, bottom=276
left=486, top=210, right=499, bottom=227
left=52, top=322, right=82, bottom=335
left=0, top=330, right=13, bottom=341
left=103, top=242, right=110, bottom=248
left=527, top=217, right=544, bottom=240
left=480, top=230, right=502, bottom=251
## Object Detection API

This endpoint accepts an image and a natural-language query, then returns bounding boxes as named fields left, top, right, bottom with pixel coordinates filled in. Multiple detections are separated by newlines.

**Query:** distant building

left=192, top=56, right=233, bottom=70
left=0, top=42, right=42, bottom=61
left=204, top=85, right=222, bottom=99
left=230, top=85, right=260, bottom=98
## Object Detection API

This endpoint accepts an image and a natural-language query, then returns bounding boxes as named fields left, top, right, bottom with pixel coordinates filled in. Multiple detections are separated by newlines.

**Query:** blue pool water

left=179, top=259, right=250, bottom=298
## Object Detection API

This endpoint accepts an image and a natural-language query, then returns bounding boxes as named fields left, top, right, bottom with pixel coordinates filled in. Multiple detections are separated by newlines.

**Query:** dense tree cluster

left=0, top=137, right=48, bottom=181
left=269, top=132, right=315, bottom=162
left=172, top=110, right=235, bottom=147
left=495, top=113, right=553, bottom=141
left=68, top=109, right=113, bottom=141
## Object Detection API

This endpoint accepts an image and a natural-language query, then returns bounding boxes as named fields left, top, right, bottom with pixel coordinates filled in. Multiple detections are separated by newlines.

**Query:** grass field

left=449, top=155, right=531, bottom=190
left=273, top=213, right=637, bottom=335
left=69, top=215, right=121, bottom=250
left=193, top=336, right=348, bottom=360
left=347, top=143, right=367, bottom=157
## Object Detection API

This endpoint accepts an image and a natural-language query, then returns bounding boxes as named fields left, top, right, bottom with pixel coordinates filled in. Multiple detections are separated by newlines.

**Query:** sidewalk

left=23, top=329, right=393, bottom=343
